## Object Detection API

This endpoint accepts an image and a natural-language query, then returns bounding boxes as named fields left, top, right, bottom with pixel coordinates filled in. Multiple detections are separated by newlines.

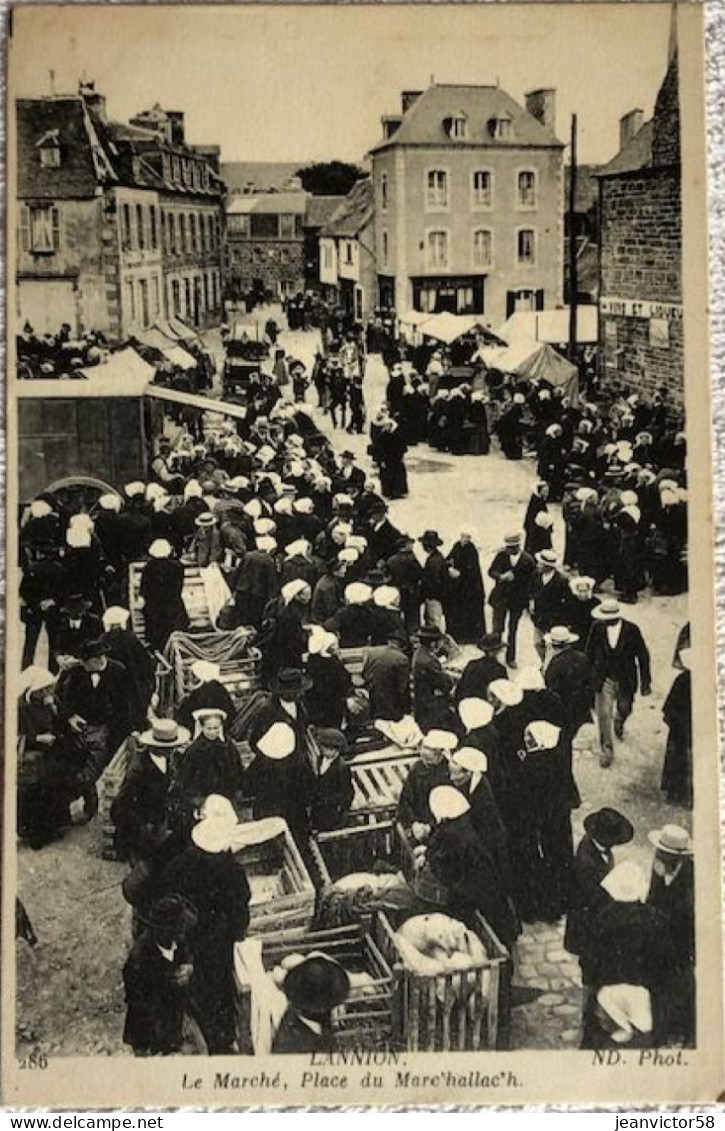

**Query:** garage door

left=18, top=280, right=77, bottom=335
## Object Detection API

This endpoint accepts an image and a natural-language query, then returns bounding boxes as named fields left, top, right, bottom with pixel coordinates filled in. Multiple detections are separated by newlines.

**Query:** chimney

left=381, top=115, right=402, bottom=140
left=401, top=90, right=423, bottom=115
left=166, top=111, right=185, bottom=147
left=619, top=108, right=644, bottom=150
left=525, top=88, right=556, bottom=132
left=79, top=81, right=106, bottom=122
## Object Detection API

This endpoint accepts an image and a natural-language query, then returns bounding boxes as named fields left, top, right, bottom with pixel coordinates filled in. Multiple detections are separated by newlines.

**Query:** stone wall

left=599, top=166, right=683, bottom=400
left=227, top=238, right=305, bottom=297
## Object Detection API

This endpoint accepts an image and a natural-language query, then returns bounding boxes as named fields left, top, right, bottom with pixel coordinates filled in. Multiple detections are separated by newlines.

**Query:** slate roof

left=594, top=119, right=654, bottom=178
left=321, top=178, right=373, bottom=238
left=304, top=195, right=346, bottom=229
left=16, top=97, right=106, bottom=199
left=370, top=84, right=563, bottom=154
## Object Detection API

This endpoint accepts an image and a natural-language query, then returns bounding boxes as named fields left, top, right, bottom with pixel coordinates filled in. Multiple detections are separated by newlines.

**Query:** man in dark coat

left=51, top=593, right=103, bottom=669
left=367, top=504, right=404, bottom=564
left=529, top=550, right=570, bottom=665
left=333, top=451, right=366, bottom=495
left=122, top=895, right=202, bottom=1056
left=646, top=825, right=695, bottom=1044
left=544, top=626, right=596, bottom=741
left=234, top=542, right=279, bottom=630
left=412, top=625, right=456, bottom=732
left=456, top=633, right=507, bottom=703
left=57, top=636, right=131, bottom=795
left=116, top=487, right=153, bottom=567
left=309, top=727, right=355, bottom=832
left=112, top=719, right=190, bottom=864
left=488, top=533, right=536, bottom=668
left=584, top=598, right=652, bottom=768
left=386, top=534, right=423, bottom=633
left=20, top=544, right=67, bottom=670
left=272, top=954, right=350, bottom=1055
left=419, top=530, right=448, bottom=630
left=362, top=636, right=410, bottom=722
left=563, top=807, right=634, bottom=956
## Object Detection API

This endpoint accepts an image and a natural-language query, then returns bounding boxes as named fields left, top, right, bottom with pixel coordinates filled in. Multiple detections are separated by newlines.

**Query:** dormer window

left=37, top=129, right=61, bottom=169
left=487, top=114, right=513, bottom=140
left=448, top=112, right=469, bottom=141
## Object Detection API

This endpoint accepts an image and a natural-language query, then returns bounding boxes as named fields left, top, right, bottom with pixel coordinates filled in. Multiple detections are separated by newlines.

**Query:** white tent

left=478, top=340, right=579, bottom=403
left=422, top=311, right=488, bottom=344
left=399, top=309, right=435, bottom=329
left=162, top=345, right=197, bottom=371
left=78, top=347, right=155, bottom=391
left=498, top=306, right=598, bottom=347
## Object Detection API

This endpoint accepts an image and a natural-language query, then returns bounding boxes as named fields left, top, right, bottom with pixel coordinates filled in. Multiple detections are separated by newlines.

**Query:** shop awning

left=145, top=385, right=249, bottom=422
left=498, top=306, right=598, bottom=346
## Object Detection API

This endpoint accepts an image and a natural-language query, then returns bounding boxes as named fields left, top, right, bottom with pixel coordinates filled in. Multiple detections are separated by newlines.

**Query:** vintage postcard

left=3, top=1, right=723, bottom=1108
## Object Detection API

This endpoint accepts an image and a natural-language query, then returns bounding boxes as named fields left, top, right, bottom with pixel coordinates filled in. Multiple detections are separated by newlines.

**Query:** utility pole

left=568, top=113, right=578, bottom=362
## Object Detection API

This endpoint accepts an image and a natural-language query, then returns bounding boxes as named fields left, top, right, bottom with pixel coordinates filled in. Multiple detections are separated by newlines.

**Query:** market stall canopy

left=162, top=345, right=197, bottom=371
left=479, top=340, right=579, bottom=402
left=18, top=348, right=155, bottom=399
left=498, top=306, right=598, bottom=346
left=167, top=316, right=201, bottom=343
left=423, top=311, right=506, bottom=345
left=77, top=347, right=156, bottom=390
left=398, top=310, right=435, bottom=329
left=136, top=328, right=176, bottom=353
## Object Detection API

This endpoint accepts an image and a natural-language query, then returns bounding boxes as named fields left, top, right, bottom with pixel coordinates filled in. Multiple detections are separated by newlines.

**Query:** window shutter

left=535, top=289, right=545, bottom=311
left=51, top=206, right=60, bottom=250
left=20, top=205, right=30, bottom=252
left=506, top=291, right=516, bottom=319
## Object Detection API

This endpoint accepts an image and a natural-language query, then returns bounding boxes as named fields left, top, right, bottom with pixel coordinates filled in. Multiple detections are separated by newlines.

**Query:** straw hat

left=647, top=824, right=693, bottom=856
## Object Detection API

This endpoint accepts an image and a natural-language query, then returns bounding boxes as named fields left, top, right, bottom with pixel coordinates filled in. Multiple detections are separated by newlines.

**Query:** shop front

left=411, top=275, right=485, bottom=315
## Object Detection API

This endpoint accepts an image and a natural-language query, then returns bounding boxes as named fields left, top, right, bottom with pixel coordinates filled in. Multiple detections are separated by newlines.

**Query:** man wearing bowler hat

left=488, top=533, right=537, bottom=668
left=564, top=807, right=634, bottom=955
left=412, top=624, right=456, bottom=732
left=585, top=597, right=651, bottom=767
left=456, top=632, right=508, bottom=703
left=272, top=952, right=351, bottom=1054
left=419, top=530, right=448, bottom=630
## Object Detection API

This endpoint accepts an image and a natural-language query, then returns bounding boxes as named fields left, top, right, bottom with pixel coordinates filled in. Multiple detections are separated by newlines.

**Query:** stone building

left=319, top=178, right=375, bottom=321
left=595, top=50, right=683, bottom=400
left=15, top=86, right=225, bottom=339
left=226, top=192, right=308, bottom=301
left=369, top=84, right=564, bottom=324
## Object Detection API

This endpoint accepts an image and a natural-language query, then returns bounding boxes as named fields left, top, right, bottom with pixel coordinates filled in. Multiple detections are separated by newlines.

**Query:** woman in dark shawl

left=661, top=655, right=692, bottom=807
left=444, top=533, right=486, bottom=643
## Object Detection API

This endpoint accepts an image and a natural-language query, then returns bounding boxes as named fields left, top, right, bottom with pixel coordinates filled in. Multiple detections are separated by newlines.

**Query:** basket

left=235, top=917, right=397, bottom=1050
left=376, top=910, right=512, bottom=1052
left=234, top=823, right=316, bottom=938
left=309, top=820, right=415, bottom=888
left=129, top=561, right=213, bottom=643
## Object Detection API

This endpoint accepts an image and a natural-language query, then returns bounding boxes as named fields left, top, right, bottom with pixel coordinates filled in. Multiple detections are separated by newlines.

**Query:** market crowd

left=17, top=334, right=693, bottom=1056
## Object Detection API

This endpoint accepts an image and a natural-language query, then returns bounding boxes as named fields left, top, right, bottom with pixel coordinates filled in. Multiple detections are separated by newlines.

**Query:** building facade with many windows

left=15, top=87, right=224, bottom=340
left=370, top=84, right=564, bottom=325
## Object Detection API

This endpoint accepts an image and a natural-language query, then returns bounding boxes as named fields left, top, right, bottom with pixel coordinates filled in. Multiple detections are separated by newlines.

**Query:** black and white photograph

left=3, top=1, right=722, bottom=1107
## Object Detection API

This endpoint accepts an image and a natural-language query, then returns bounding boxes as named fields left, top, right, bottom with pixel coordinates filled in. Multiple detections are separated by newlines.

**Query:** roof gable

left=17, top=98, right=106, bottom=199
left=594, top=119, right=654, bottom=178
left=370, top=84, right=563, bottom=153
left=321, top=178, right=373, bottom=238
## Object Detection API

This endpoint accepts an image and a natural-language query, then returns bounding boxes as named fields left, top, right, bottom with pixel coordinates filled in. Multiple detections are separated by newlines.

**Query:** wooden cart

left=235, top=917, right=398, bottom=1051
left=376, top=910, right=512, bottom=1052
left=233, top=824, right=316, bottom=938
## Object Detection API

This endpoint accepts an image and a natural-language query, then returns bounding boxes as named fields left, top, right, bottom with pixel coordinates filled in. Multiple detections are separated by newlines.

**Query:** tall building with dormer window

left=369, top=83, right=564, bottom=325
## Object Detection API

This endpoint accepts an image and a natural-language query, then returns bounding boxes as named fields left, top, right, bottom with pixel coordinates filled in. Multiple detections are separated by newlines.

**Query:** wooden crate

left=376, top=910, right=512, bottom=1052
left=96, top=736, right=137, bottom=861
left=339, top=646, right=367, bottom=684
left=236, top=917, right=398, bottom=1050
left=234, top=823, right=316, bottom=938
left=159, top=628, right=262, bottom=714
left=309, top=820, right=415, bottom=888
left=129, top=561, right=213, bottom=643
left=349, top=751, right=417, bottom=820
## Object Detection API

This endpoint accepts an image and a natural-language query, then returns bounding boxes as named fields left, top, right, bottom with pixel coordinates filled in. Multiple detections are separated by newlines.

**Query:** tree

left=296, top=161, right=365, bottom=197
